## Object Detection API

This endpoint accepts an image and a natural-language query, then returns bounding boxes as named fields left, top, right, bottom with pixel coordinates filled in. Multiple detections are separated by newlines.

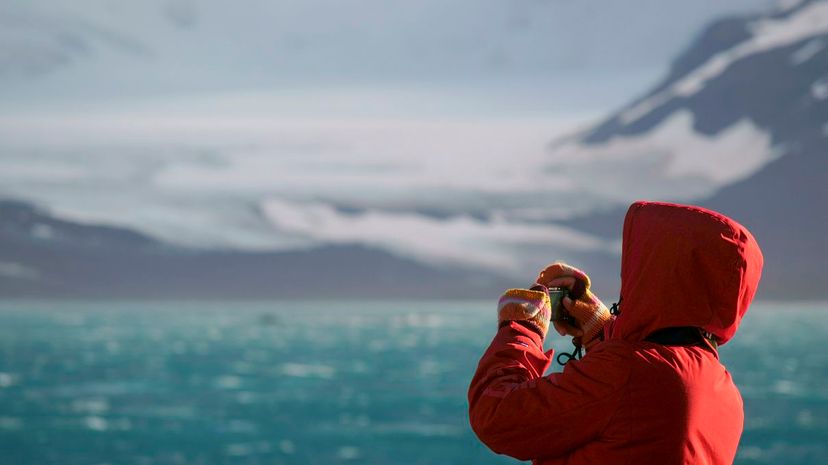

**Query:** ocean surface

left=0, top=300, right=825, bottom=465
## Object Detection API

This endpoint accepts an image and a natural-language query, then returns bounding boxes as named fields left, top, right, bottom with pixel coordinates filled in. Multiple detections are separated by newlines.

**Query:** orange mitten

left=562, top=290, right=611, bottom=349
left=536, top=262, right=611, bottom=349
left=497, top=286, right=552, bottom=338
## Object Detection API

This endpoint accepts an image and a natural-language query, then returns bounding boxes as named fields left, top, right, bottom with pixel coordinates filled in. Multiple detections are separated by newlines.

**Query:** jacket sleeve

left=468, top=321, right=631, bottom=461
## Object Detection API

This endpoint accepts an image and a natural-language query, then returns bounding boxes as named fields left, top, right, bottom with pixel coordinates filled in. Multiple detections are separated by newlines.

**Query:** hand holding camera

left=496, top=262, right=611, bottom=348
left=536, top=262, right=611, bottom=349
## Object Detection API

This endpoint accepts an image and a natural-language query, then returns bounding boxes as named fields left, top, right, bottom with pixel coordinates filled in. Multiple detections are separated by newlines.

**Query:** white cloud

left=0, top=114, right=590, bottom=253
left=261, top=198, right=617, bottom=272
left=0, top=107, right=777, bottom=274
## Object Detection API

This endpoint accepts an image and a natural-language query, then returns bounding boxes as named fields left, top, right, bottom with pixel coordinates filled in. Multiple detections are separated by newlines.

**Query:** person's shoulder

left=560, top=340, right=635, bottom=383
left=583, top=339, right=636, bottom=360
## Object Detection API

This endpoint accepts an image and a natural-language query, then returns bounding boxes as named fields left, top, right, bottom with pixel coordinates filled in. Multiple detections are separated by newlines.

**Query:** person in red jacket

left=469, top=201, right=763, bottom=465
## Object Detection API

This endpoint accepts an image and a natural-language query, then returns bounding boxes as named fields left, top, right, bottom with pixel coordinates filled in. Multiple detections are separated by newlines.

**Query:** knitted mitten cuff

left=497, top=288, right=551, bottom=338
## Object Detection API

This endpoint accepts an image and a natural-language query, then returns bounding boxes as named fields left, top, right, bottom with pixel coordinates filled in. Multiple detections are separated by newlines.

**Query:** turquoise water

left=0, top=301, right=825, bottom=464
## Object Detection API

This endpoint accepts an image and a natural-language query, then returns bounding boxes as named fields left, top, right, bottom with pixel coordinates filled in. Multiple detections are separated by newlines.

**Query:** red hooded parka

left=469, top=201, right=764, bottom=465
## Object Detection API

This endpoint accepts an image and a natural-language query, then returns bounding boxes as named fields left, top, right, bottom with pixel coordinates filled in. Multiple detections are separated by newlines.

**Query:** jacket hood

left=607, top=201, right=763, bottom=345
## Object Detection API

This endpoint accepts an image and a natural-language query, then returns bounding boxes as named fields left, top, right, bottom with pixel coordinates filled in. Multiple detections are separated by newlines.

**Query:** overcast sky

left=2, top=0, right=776, bottom=118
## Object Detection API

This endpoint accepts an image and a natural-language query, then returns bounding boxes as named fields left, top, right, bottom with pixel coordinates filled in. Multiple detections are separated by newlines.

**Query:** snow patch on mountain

left=621, top=1, right=828, bottom=124
left=812, top=76, right=828, bottom=98
left=549, top=111, right=776, bottom=202
left=790, top=38, right=826, bottom=64
left=0, top=262, right=39, bottom=280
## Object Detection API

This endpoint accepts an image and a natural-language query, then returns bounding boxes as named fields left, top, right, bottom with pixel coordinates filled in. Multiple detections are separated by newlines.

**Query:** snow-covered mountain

left=549, top=0, right=827, bottom=205
left=556, top=0, right=828, bottom=298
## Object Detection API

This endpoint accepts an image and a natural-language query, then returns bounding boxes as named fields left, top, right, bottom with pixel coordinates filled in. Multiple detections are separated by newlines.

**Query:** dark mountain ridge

left=0, top=200, right=513, bottom=299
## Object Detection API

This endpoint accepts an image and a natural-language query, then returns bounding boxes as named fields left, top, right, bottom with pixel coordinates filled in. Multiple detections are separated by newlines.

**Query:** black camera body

left=547, top=287, right=569, bottom=322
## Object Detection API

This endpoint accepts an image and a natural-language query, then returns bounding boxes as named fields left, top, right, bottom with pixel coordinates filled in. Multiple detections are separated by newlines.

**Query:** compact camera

left=546, top=286, right=573, bottom=324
